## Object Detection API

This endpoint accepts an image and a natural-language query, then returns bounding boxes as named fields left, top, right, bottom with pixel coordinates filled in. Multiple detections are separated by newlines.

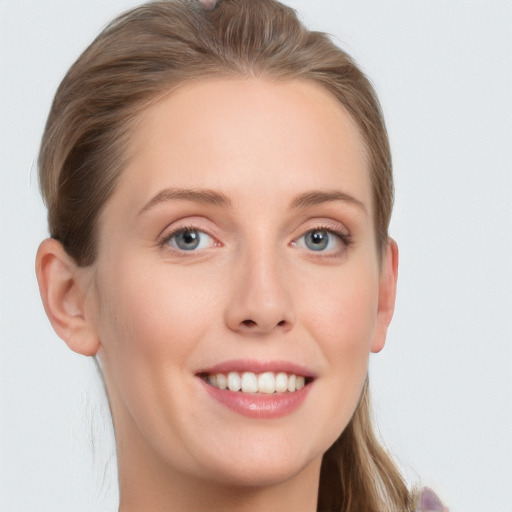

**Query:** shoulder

left=415, top=487, right=448, bottom=512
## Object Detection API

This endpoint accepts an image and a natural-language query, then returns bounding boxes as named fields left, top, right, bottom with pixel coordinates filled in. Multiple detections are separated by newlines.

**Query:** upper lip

left=196, top=359, right=317, bottom=379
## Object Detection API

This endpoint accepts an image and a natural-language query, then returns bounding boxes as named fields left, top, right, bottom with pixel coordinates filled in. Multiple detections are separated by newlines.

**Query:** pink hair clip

left=198, top=0, right=218, bottom=11
left=416, top=487, right=449, bottom=512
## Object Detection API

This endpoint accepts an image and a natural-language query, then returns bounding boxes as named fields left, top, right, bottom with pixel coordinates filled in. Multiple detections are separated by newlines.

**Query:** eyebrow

left=138, top=187, right=232, bottom=216
left=138, top=187, right=366, bottom=216
left=290, top=190, right=367, bottom=215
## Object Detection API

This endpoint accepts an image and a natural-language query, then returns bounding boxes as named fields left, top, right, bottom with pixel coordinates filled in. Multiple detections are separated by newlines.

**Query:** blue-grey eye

left=293, top=228, right=345, bottom=253
left=304, top=230, right=330, bottom=251
left=167, top=228, right=214, bottom=251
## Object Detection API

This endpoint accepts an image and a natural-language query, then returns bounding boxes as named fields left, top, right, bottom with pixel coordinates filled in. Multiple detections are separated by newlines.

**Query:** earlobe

left=35, top=238, right=100, bottom=356
left=371, top=238, right=399, bottom=353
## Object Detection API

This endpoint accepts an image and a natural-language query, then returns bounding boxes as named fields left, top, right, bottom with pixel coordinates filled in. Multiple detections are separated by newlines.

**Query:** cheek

left=299, top=265, right=379, bottom=434
left=302, top=267, right=379, bottom=356
left=97, top=261, right=216, bottom=364
left=219, top=257, right=377, bottom=463
left=92, top=259, right=220, bottom=448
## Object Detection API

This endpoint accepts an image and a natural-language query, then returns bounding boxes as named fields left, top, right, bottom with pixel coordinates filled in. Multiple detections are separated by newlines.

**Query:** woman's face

left=86, top=79, right=396, bottom=489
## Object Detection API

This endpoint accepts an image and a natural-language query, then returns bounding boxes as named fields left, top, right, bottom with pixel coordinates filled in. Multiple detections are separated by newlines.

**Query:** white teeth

left=257, top=372, right=275, bottom=394
left=216, top=373, right=227, bottom=390
left=241, top=372, right=258, bottom=393
left=227, top=372, right=241, bottom=392
left=275, top=372, right=288, bottom=393
left=206, top=371, right=309, bottom=394
left=287, top=374, right=296, bottom=392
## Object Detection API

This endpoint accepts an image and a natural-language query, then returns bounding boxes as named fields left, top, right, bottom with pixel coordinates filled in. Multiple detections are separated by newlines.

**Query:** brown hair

left=38, top=1, right=412, bottom=510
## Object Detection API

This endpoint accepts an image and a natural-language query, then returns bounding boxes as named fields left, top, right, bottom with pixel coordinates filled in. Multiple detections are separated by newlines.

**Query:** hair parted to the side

left=38, top=1, right=413, bottom=510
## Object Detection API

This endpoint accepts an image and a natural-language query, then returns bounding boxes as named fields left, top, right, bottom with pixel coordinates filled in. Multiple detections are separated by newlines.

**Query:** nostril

left=241, top=319, right=287, bottom=329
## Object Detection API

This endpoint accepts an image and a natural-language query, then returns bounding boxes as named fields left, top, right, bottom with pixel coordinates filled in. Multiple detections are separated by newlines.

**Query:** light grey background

left=1, top=1, right=511, bottom=511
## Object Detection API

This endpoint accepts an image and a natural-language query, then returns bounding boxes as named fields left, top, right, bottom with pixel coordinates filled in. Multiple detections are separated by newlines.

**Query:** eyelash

left=158, top=225, right=219, bottom=252
left=292, top=224, right=352, bottom=256
left=158, top=224, right=352, bottom=255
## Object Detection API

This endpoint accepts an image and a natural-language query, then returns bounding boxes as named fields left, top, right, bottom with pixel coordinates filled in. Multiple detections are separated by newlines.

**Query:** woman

left=35, top=0, right=447, bottom=510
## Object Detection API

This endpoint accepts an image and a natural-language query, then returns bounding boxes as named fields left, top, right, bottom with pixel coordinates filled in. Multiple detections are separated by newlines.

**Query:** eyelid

left=291, top=221, right=352, bottom=254
left=293, top=218, right=350, bottom=238
left=156, top=217, right=351, bottom=255
left=158, top=222, right=221, bottom=252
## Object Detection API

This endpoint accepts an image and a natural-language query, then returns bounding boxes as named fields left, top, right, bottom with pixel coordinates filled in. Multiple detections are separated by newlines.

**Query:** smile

left=203, top=371, right=311, bottom=394
left=196, top=360, right=316, bottom=418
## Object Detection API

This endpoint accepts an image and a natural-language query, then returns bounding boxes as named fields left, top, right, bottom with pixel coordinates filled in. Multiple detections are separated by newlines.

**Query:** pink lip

left=200, top=378, right=313, bottom=419
left=196, top=359, right=317, bottom=378
left=196, top=359, right=316, bottom=419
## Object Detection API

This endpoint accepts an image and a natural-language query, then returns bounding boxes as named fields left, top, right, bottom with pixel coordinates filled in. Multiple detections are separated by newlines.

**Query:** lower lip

left=200, top=379, right=312, bottom=419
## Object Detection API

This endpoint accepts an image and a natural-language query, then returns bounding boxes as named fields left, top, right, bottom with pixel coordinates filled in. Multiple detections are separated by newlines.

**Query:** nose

left=224, top=245, right=295, bottom=336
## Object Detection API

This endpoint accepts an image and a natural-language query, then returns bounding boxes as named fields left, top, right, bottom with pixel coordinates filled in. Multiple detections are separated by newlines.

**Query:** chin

left=207, top=459, right=314, bottom=489
left=190, top=434, right=324, bottom=490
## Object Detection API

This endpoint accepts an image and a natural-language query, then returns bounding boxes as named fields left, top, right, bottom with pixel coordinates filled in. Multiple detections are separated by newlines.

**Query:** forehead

left=113, top=78, right=371, bottom=214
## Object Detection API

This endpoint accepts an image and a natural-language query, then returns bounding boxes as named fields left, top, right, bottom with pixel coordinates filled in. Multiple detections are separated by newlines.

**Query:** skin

left=36, top=78, right=398, bottom=512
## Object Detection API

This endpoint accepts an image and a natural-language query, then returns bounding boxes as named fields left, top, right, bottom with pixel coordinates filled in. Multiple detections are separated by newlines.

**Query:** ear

left=35, top=238, right=100, bottom=356
left=371, top=238, right=399, bottom=353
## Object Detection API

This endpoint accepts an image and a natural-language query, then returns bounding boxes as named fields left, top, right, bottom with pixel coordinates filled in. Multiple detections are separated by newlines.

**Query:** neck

left=118, top=465, right=321, bottom=512
left=119, top=448, right=321, bottom=512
